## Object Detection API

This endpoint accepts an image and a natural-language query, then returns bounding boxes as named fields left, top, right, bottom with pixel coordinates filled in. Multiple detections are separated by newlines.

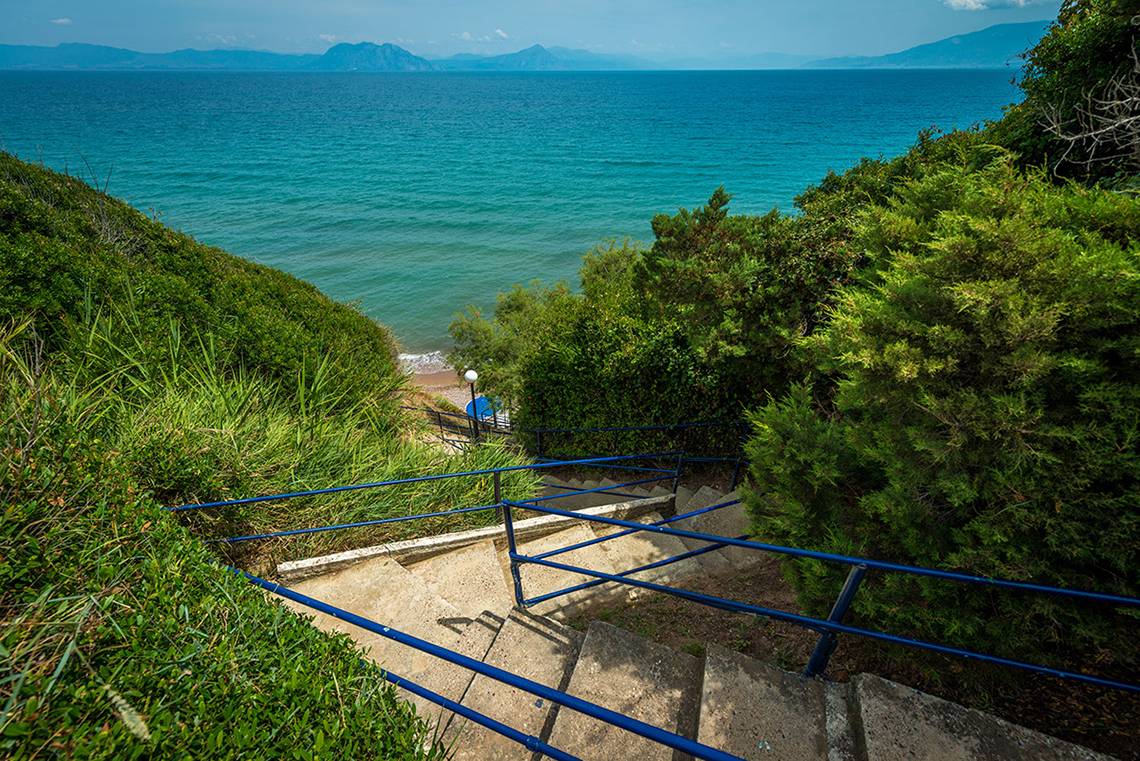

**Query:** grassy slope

left=0, top=153, right=530, bottom=757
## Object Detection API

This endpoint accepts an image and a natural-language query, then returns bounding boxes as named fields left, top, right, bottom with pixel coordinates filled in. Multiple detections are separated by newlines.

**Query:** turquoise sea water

left=0, top=70, right=1019, bottom=353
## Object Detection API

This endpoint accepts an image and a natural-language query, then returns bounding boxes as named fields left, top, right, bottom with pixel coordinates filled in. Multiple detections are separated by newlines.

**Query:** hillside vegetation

left=0, top=153, right=534, bottom=756
left=450, top=0, right=1140, bottom=744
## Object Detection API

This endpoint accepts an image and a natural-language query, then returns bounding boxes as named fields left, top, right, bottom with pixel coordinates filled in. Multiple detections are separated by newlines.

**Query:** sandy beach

left=410, top=367, right=472, bottom=410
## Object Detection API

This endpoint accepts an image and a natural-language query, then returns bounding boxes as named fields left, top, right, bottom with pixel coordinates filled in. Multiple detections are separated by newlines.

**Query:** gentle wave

left=399, top=351, right=452, bottom=374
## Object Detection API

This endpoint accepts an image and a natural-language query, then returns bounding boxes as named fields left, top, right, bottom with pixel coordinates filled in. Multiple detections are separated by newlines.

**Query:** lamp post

left=464, top=368, right=479, bottom=439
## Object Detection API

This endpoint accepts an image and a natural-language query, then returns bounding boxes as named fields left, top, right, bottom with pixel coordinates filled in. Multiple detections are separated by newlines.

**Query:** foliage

left=0, top=325, right=442, bottom=759
left=449, top=278, right=580, bottom=408
left=993, top=0, right=1140, bottom=180
left=0, top=153, right=537, bottom=757
left=0, top=152, right=402, bottom=409
left=448, top=135, right=974, bottom=456
left=745, top=155, right=1140, bottom=669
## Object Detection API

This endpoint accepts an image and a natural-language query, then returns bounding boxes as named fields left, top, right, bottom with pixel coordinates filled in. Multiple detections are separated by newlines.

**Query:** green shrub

left=991, top=0, right=1140, bottom=181
left=745, top=155, right=1140, bottom=669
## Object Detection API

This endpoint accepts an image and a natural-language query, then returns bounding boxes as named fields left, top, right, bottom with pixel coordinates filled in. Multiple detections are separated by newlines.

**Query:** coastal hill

left=310, top=41, right=433, bottom=71
left=0, top=22, right=1052, bottom=72
left=805, top=20, right=1051, bottom=69
left=432, top=44, right=650, bottom=71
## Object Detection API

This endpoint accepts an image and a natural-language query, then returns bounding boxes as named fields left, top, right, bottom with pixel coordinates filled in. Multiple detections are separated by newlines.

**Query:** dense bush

left=449, top=137, right=968, bottom=456
left=745, top=153, right=1140, bottom=667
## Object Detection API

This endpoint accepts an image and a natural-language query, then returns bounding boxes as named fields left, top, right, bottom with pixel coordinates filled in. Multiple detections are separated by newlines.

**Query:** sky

left=0, top=0, right=1062, bottom=61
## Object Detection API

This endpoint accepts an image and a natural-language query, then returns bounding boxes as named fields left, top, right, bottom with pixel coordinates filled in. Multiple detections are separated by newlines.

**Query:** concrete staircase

left=274, top=478, right=1112, bottom=761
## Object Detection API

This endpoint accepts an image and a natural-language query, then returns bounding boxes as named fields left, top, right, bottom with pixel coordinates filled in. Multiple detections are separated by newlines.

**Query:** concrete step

left=564, top=479, right=625, bottom=510
left=851, top=673, right=1113, bottom=761
left=539, top=477, right=582, bottom=501
left=448, top=609, right=584, bottom=760
left=283, top=556, right=469, bottom=714
left=672, top=487, right=754, bottom=569
left=404, top=539, right=515, bottom=619
left=590, top=511, right=707, bottom=588
left=414, top=610, right=505, bottom=729
left=674, top=484, right=694, bottom=516
left=598, top=477, right=641, bottom=501
left=545, top=621, right=701, bottom=761
left=697, top=643, right=829, bottom=761
left=508, top=524, right=625, bottom=620
left=537, top=478, right=620, bottom=511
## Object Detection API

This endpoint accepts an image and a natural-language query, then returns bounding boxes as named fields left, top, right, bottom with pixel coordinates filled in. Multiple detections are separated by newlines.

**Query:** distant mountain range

left=0, top=22, right=1052, bottom=73
left=432, top=44, right=651, bottom=71
left=804, top=21, right=1051, bottom=69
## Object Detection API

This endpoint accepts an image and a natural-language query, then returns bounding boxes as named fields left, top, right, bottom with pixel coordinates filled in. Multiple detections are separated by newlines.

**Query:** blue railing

left=399, top=407, right=748, bottom=484
left=500, top=498, right=1140, bottom=694
left=172, top=454, right=1140, bottom=761
left=174, top=453, right=750, bottom=761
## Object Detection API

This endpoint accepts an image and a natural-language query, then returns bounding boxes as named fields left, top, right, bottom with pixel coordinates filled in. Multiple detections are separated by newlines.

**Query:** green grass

left=0, top=325, right=444, bottom=758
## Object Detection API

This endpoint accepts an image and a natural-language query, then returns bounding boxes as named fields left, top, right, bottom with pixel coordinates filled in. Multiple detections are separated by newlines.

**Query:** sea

left=0, top=70, right=1019, bottom=361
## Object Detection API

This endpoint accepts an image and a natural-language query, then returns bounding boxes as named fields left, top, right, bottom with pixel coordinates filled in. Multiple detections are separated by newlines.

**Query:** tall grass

left=0, top=321, right=444, bottom=758
left=53, top=302, right=537, bottom=567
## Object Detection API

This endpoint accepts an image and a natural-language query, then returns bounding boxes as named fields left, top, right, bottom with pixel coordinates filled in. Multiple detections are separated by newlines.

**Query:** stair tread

left=591, top=511, right=704, bottom=588
left=698, top=643, right=828, bottom=761
left=545, top=621, right=701, bottom=761
left=285, top=556, right=466, bottom=680
left=853, top=673, right=1113, bottom=761
left=410, top=610, right=505, bottom=727
left=405, top=540, right=514, bottom=619
left=673, top=487, right=754, bottom=569
left=513, top=525, right=625, bottom=619
left=673, top=484, right=694, bottom=516
left=449, top=610, right=584, bottom=760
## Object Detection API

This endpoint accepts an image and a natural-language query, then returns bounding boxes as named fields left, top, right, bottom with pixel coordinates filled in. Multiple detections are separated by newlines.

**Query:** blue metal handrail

left=508, top=502, right=1139, bottom=607
left=540, top=481, right=647, bottom=501
left=500, top=499, right=1140, bottom=693
left=528, top=498, right=742, bottom=561
left=524, top=419, right=743, bottom=435
left=239, top=569, right=741, bottom=761
left=174, top=442, right=1138, bottom=759
left=209, top=467, right=679, bottom=545
left=217, top=502, right=502, bottom=544
left=169, top=451, right=684, bottom=513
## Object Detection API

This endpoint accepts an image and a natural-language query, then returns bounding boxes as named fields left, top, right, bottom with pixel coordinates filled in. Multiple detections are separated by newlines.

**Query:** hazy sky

left=1, top=0, right=1062, bottom=60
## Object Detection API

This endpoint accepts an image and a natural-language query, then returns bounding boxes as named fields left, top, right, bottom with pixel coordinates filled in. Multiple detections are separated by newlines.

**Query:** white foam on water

left=399, top=351, right=452, bottom=374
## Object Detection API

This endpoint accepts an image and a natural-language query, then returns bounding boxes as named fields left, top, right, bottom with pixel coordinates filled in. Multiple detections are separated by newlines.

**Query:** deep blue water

left=0, top=70, right=1019, bottom=353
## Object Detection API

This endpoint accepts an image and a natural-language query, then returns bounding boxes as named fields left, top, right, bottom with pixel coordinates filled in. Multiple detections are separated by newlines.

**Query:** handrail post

left=502, top=485, right=526, bottom=608
left=730, top=457, right=743, bottom=490
left=672, top=452, right=684, bottom=494
left=494, top=469, right=503, bottom=522
left=803, top=564, right=867, bottom=679
left=536, top=429, right=544, bottom=458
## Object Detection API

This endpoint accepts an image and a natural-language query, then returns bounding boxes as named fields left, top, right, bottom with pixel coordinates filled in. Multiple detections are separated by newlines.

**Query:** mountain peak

left=313, top=41, right=433, bottom=71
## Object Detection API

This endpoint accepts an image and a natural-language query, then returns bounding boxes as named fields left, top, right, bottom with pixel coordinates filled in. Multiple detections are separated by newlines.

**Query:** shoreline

left=398, top=350, right=451, bottom=375
left=401, top=353, right=472, bottom=410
